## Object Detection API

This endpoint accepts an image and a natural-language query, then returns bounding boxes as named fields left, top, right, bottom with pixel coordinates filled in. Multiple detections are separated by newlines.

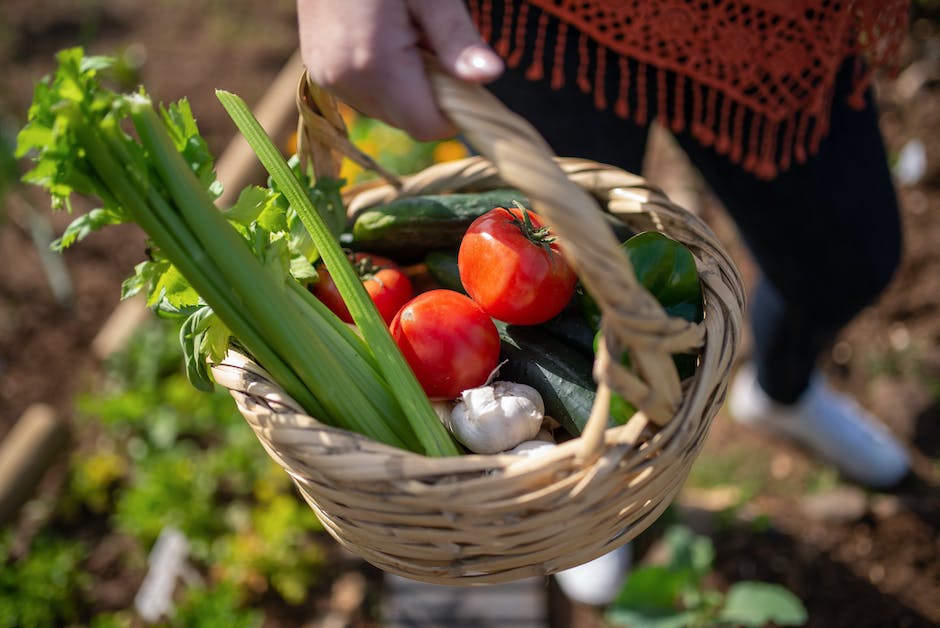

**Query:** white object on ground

left=554, top=543, right=633, bottom=607
left=134, top=527, right=190, bottom=623
left=893, top=138, right=927, bottom=186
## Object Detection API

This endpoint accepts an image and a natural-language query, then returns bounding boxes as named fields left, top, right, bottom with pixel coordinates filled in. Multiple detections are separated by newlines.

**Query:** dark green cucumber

left=494, top=320, right=600, bottom=437
left=350, top=189, right=530, bottom=262
left=535, top=299, right=596, bottom=357
left=424, top=250, right=465, bottom=293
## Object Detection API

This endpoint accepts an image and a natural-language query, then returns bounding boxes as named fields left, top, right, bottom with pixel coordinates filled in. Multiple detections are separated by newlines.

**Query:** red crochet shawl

left=468, top=0, right=909, bottom=179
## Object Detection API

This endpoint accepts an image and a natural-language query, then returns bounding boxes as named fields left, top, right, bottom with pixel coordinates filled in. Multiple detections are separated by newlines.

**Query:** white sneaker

left=553, top=542, right=632, bottom=606
left=728, top=364, right=910, bottom=489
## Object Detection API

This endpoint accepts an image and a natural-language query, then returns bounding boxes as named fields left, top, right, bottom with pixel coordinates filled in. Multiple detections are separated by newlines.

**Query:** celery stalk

left=216, top=90, right=460, bottom=457
left=128, top=100, right=411, bottom=448
left=69, top=112, right=326, bottom=418
left=19, top=49, right=450, bottom=454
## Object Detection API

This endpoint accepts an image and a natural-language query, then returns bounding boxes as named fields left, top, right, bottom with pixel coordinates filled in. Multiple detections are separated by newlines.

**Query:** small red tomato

left=390, top=289, right=501, bottom=398
left=458, top=206, right=577, bottom=325
left=312, top=252, right=414, bottom=325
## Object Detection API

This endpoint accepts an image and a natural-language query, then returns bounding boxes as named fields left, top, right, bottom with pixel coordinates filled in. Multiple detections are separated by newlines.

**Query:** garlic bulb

left=447, top=381, right=544, bottom=454
left=507, top=440, right=557, bottom=458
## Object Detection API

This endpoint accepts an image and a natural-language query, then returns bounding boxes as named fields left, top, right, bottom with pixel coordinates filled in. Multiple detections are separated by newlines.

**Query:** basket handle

left=297, top=64, right=700, bottom=463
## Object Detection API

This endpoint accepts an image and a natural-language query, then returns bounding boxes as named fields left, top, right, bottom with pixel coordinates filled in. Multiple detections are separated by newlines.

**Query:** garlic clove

left=447, top=381, right=544, bottom=454
left=507, top=440, right=557, bottom=458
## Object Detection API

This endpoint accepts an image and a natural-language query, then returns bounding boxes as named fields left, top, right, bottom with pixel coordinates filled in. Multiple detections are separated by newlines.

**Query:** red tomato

left=458, top=206, right=577, bottom=325
left=390, top=289, right=501, bottom=398
left=311, top=252, right=414, bottom=325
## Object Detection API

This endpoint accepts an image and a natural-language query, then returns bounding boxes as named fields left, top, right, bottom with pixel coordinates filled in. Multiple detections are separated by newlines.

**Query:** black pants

left=483, top=13, right=903, bottom=403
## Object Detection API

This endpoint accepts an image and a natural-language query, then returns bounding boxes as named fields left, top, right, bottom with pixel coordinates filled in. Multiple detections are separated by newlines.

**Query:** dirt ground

left=2, top=2, right=940, bottom=627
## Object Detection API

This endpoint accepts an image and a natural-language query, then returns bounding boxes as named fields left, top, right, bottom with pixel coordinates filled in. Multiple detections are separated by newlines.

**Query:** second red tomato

left=458, top=206, right=577, bottom=325
left=312, top=252, right=414, bottom=325
left=390, top=289, right=500, bottom=399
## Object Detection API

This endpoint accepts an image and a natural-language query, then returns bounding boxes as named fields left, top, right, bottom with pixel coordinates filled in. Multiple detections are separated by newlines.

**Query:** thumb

left=407, top=0, right=504, bottom=83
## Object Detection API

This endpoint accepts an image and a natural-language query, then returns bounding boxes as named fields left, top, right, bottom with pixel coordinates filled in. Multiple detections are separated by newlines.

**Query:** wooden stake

left=0, top=404, right=69, bottom=525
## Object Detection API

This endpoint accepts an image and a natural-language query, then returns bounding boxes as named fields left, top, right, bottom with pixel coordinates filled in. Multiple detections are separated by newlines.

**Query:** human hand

left=297, top=0, right=504, bottom=141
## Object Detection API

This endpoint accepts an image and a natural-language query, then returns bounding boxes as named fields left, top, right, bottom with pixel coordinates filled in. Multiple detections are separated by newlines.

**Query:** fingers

left=296, top=0, right=499, bottom=141
left=408, top=0, right=504, bottom=83
left=376, top=51, right=457, bottom=141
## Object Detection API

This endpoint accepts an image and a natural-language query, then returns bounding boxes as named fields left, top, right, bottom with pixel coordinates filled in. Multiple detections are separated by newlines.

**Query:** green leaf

left=122, top=259, right=163, bottom=300
left=605, top=608, right=702, bottom=628
left=225, top=186, right=321, bottom=285
left=718, top=582, right=808, bottom=627
left=114, top=447, right=223, bottom=552
left=54, top=206, right=126, bottom=250
left=79, top=53, right=116, bottom=73
left=173, top=582, right=263, bottom=628
left=180, top=306, right=217, bottom=392
left=16, top=47, right=128, bottom=215
left=287, top=208, right=318, bottom=263
left=664, top=525, right=715, bottom=579
left=612, top=566, right=696, bottom=614
left=149, top=263, right=201, bottom=311
left=306, top=176, right=347, bottom=239
left=267, top=155, right=346, bottom=240
left=290, top=254, right=318, bottom=283
left=225, top=185, right=286, bottom=232
left=14, top=122, right=54, bottom=157
left=202, top=313, right=231, bottom=364
left=255, top=229, right=292, bottom=285
left=579, top=231, right=703, bottom=421
left=160, top=99, right=221, bottom=200
left=0, top=532, right=89, bottom=627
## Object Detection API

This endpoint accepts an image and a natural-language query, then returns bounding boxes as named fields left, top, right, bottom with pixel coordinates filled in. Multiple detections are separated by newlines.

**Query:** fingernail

left=455, top=45, right=504, bottom=81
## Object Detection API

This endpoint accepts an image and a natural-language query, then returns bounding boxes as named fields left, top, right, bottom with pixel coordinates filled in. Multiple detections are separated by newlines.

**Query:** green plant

left=73, top=317, right=327, bottom=609
left=687, top=445, right=770, bottom=496
left=215, top=492, right=326, bottom=604
left=20, top=48, right=458, bottom=456
left=171, top=581, right=263, bottom=628
left=88, top=611, right=137, bottom=628
left=113, top=445, right=226, bottom=560
left=606, top=525, right=807, bottom=628
left=0, top=531, right=89, bottom=628
left=0, top=115, right=19, bottom=216
left=341, top=113, right=441, bottom=184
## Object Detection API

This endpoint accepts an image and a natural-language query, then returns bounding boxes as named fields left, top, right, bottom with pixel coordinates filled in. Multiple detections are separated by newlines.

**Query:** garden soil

left=2, top=2, right=940, bottom=627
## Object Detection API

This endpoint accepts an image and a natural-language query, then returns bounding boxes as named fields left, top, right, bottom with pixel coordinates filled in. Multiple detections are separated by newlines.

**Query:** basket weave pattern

left=209, top=70, right=745, bottom=585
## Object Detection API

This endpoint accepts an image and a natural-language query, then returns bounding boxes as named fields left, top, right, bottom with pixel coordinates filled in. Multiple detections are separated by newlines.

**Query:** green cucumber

left=494, top=320, right=600, bottom=437
left=535, top=299, right=597, bottom=357
left=350, top=189, right=530, bottom=262
left=424, top=250, right=465, bottom=293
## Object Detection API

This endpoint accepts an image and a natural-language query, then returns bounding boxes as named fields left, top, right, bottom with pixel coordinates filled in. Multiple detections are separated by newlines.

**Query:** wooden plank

left=382, top=573, right=548, bottom=627
left=0, top=404, right=69, bottom=524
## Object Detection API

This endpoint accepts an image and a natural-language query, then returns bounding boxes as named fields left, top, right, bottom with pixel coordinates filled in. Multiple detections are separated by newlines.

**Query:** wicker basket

left=209, top=68, right=746, bottom=585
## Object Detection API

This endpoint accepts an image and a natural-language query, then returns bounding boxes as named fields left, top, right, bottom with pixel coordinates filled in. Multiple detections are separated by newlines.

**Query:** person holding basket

left=296, top=0, right=911, bottom=604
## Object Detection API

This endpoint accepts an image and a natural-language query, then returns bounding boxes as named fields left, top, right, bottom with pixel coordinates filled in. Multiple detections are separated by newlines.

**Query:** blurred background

left=1, top=1, right=940, bottom=626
